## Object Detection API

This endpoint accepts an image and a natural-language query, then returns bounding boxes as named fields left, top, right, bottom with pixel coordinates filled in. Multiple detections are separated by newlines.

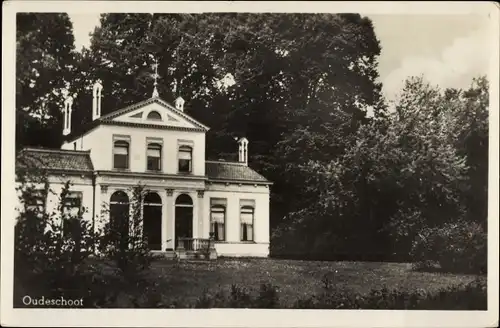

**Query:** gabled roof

left=99, top=96, right=210, bottom=131
left=205, top=161, right=271, bottom=184
left=64, top=96, right=209, bottom=142
left=17, top=148, right=94, bottom=173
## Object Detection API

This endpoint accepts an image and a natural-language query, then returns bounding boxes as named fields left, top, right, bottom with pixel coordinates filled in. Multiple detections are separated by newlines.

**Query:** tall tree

left=16, top=13, right=76, bottom=150
left=78, top=13, right=383, bottom=230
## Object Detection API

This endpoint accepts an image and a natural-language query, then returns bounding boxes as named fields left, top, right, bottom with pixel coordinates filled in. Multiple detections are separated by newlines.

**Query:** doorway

left=143, top=192, right=162, bottom=250
left=175, top=194, right=193, bottom=248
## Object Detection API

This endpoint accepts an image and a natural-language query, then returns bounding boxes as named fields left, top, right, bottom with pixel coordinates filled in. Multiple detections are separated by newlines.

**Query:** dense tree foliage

left=271, top=76, right=488, bottom=263
left=16, top=13, right=76, bottom=150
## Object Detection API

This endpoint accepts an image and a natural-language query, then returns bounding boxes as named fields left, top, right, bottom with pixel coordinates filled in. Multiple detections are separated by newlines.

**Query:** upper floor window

left=147, top=143, right=162, bottom=171
left=178, top=145, right=192, bottom=173
left=240, top=206, right=254, bottom=242
left=113, top=140, right=129, bottom=169
left=147, top=111, right=162, bottom=120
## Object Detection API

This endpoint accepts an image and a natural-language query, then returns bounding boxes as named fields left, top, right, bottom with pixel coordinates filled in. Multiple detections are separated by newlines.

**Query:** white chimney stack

left=175, top=96, right=185, bottom=112
left=63, top=95, right=73, bottom=136
left=92, top=79, right=103, bottom=120
left=237, top=137, right=249, bottom=165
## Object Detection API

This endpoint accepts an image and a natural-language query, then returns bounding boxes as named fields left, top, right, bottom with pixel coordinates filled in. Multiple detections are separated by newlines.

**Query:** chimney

left=175, top=96, right=185, bottom=112
left=92, top=79, right=103, bottom=120
left=63, top=95, right=73, bottom=136
left=237, top=137, right=249, bottom=165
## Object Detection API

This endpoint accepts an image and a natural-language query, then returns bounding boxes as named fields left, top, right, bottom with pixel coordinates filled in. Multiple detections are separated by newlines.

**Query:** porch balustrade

left=176, top=237, right=213, bottom=252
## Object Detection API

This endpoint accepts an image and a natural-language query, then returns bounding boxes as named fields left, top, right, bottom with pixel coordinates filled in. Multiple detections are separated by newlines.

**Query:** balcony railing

left=176, top=237, right=213, bottom=252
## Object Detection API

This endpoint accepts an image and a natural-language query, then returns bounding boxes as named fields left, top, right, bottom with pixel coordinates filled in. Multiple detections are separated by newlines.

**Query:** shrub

left=97, top=184, right=155, bottom=284
left=14, top=180, right=99, bottom=305
left=411, top=221, right=487, bottom=274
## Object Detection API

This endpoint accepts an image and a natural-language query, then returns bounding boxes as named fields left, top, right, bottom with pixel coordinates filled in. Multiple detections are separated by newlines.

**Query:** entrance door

left=143, top=192, right=162, bottom=250
left=175, top=194, right=193, bottom=248
left=109, top=191, right=130, bottom=250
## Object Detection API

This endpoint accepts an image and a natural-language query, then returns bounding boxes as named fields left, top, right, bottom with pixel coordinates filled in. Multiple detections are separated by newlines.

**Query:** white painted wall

left=63, top=125, right=206, bottom=176
left=15, top=174, right=94, bottom=226
left=205, top=183, right=270, bottom=257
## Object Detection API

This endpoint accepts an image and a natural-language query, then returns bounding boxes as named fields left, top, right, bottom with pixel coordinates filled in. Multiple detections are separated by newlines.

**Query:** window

left=210, top=198, right=226, bottom=241
left=62, top=192, right=83, bottom=236
left=147, top=111, right=162, bottom=120
left=178, top=145, right=192, bottom=173
left=240, top=207, right=254, bottom=241
left=62, top=192, right=83, bottom=218
left=25, top=189, right=45, bottom=214
left=147, top=143, right=162, bottom=171
left=113, top=140, right=129, bottom=169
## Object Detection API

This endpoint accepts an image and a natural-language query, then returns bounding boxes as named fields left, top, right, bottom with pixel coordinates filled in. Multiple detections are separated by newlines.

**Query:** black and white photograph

left=1, top=1, right=499, bottom=327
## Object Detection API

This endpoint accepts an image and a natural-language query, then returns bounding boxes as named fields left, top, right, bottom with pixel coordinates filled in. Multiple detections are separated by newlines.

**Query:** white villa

left=16, top=80, right=272, bottom=258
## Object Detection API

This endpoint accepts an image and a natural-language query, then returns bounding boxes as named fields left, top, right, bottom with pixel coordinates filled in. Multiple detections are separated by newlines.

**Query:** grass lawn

left=146, top=257, right=485, bottom=307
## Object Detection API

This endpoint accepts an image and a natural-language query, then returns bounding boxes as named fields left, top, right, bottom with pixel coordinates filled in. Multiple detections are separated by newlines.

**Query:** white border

left=2, top=1, right=499, bottom=328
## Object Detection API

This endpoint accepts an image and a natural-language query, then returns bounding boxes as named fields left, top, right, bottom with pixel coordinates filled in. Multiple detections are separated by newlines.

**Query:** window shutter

left=211, top=211, right=225, bottom=223
left=179, top=150, right=192, bottom=160
left=240, top=212, right=254, bottom=224
left=147, top=148, right=160, bottom=157
left=114, top=146, right=128, bottom=155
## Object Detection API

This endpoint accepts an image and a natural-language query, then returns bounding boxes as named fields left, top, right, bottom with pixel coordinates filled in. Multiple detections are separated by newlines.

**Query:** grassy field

left=146, top=257, right=485, bottom=307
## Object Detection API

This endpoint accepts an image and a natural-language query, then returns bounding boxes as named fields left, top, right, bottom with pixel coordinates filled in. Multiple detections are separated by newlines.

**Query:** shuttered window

left=240, top=206, right=254, bottom=242
left=113, top=140, right=129, bottom=169
left=147, top=143, right=162, bottom=171
left=178, top=145, right=192, bottom=173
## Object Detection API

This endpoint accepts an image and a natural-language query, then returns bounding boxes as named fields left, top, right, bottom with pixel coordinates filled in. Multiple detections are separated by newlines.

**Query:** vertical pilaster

left=165, top=189, right=174, bottom=249
left=97, top=184, right=108, bottom=233
left=197, top=190, right=205, bottom=238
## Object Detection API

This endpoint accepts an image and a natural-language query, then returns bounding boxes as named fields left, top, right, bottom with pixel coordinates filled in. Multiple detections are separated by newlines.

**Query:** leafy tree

left=16, top=13, right=77, bottom=150
left=272, top=76, right=487, bottom=261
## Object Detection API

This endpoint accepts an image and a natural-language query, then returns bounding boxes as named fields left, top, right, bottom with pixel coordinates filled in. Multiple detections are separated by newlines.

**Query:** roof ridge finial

left=151, top=54, right=159, bottom=98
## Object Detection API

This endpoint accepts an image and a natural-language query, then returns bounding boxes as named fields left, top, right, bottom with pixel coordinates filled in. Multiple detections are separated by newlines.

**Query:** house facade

left=16, top=81, right=272, bottom=258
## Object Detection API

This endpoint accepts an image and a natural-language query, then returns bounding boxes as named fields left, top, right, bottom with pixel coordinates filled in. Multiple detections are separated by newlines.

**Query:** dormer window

left=147, top=111, right=162, bottom=120
left=147, top=142, right=162, bottom=171
left=178, top=145, right=192, bottom=173
left=113, top=140, right=130, bottom=169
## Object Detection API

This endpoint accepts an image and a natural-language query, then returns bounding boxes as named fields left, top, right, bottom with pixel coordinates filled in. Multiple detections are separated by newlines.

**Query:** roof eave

left=207, top=178, right=273, bottom=186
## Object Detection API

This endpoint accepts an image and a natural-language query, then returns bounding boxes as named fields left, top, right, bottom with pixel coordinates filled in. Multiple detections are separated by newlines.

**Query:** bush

left=411, top=221, right=487, bottom=274
left=14, top=180, right=100, bottom=304
left=14, top=174, right=157, bottom=308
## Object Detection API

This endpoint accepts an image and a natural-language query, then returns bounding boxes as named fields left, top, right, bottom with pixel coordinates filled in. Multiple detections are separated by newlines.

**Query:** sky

left=68, top=13, right=493, bottom=101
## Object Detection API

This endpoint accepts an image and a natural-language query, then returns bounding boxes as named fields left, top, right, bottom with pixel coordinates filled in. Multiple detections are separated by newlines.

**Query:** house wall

left=205, top=182, right=270, bottom=257
left=62, top=125, right=206, bottom=176
left=15, top=174, right=94, bottom=226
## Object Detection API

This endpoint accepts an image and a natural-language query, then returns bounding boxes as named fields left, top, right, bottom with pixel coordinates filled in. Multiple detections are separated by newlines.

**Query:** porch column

left=197, top=190, right=205, bottom=238
left=165, top=189, right=174, bottom=250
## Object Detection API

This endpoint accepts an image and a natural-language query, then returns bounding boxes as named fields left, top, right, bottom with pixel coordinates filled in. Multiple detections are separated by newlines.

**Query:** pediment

left=100, top=98, right=208, bottom=131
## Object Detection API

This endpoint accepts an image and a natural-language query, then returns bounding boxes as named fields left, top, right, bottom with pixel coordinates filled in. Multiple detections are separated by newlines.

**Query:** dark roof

left=205, top=161, right=271, bottom=184
left=16, top=149, right=270, bottom=184
left=17, top=148, right=94, bottom=173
